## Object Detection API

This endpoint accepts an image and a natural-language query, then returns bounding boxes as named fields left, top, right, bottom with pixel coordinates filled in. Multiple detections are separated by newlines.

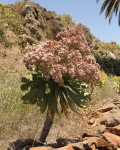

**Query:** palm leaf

left=105, top=0, right=118, bottom=19
left=97, top=0, right=120, bottom=26
left=119, top=10, right=120, bottom=25
left=100, top=0, right=111, bottom=13
left=114, top=1, right=119, bottom=15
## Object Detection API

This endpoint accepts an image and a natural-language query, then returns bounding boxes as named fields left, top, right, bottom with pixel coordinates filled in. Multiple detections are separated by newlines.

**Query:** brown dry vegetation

left=0, top=1, right=120, bottom=150
left=0, top=69, right=120, bottom=149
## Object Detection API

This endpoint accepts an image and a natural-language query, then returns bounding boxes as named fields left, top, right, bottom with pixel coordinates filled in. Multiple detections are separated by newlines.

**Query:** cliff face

left=0, top=1, right=74, bottom=71
left=0, top=0, right=120, bottom=75
left=21, top=1, right=75, bottom=41
left=0, top=1, right=75, bottom=47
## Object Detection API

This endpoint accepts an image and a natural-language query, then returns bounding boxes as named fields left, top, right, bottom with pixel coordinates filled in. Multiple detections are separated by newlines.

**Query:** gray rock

left=106, top=125, right=120, bottom=136
left=88, top=118, right=95, bottom=125
left=97, top=103, right=117, bottom=113
left=117, top=104, right=120, bottom=109
left=100, top=111, right=120, bottom=127
left=102, top=132, right=120, bottom=149
left=21, top=1, right=74, bottom=42
left=90, top=125, right=106, bottom=135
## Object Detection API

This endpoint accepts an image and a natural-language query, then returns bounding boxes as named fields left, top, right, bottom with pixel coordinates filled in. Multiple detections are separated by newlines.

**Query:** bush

left=0, top=24, right=5, bottom=41
left=110, top=41, right=117, bottom=45
left=14, top=1, right=23, bottom=16
left=89, top=71, right=118, bottom=105
left=60, top=13, right=75, bottom=25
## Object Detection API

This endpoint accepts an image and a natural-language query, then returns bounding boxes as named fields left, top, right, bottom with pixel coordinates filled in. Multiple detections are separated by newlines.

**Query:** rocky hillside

left=6, top=96, right=120, bottom=150
left=0, top=2, right=120, bottom=150
left=0, top=0, right=120, bottom=75
left=0, top=0, right=74, bottom=71
left=92, top=40, right=120, bottom=76
left=32, top=98, right=120, bottom=150
left=0, top=1, right=75, bottom=45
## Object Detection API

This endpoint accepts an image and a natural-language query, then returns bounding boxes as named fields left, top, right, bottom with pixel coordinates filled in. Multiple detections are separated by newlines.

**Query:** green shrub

left=110, top=41, right=117, bottom=45
left=0, top=70, right=46, bottom=140
left=0, top=24, right=5, bottom=42
left=18, top=36, right=28, bottom=48
left=60, top=13, right=75, bottom=25
left=14, top=1, right=23, bottom=16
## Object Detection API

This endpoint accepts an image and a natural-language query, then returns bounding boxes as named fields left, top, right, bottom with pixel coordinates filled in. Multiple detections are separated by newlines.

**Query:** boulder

left=89, top=125, right=106, bottom=136
left=56, top=138, right=81, bottom=147
left=21, top=1, right=74, bottom=41
left=100, top=111, right=120, bottom=127
left=30, top=147, right=53, bottom=150
left=68, top=141, right=89, bottom=150
left=106, top=125, right=120, bottom=136
left=83, top=137, right=113, bottom=150
left=113, top=98, right=120, bottom=105
left=88, top=118, right=95, bottom=125
left=56, top=146, right=74, bottom=150
left=117, top=104, right=120, bottom=109
left=92, top=48, right=120, bottom=76
left=94, top=138, right=113, bottom=149
left=96, top=103, right=117, bottom=113
left=102, top=132, right=120, bottom=149
left=91, top=144, right=96, bottom=150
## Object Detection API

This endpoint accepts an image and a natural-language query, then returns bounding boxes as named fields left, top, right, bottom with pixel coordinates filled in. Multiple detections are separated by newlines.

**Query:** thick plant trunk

left=39, top=109, right=55, bottom=144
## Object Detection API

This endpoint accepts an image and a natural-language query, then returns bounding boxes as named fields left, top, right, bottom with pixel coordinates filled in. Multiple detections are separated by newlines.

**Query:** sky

left=1, top=0, right=120, bottom=45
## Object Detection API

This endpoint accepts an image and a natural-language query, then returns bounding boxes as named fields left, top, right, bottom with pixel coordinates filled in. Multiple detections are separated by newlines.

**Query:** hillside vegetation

left=0, top=1, right=120, bottom=149
left=0, top=0, right=120, bottom=75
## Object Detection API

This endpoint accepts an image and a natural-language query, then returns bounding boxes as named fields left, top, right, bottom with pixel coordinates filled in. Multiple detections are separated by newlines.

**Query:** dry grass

left=0, top=70, right=46, bottom=148
left=0, top=70, right=90, bottom=149
left=0, top=70, right=119, bottom=149
left=90, top=79, right=117, bottom=105
left=88, top=71, right=118, bottom=107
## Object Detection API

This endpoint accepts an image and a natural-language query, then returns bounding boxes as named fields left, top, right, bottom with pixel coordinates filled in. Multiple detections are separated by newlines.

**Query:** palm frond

left=114, top=0, right=119, bottom=15
left=105, top=0, right=118, bottom=19
left=118, top=10, right=120, bottom=26
left=100, top=0, right=111, bottom=13
left=97, top=0, right=120, bottom=26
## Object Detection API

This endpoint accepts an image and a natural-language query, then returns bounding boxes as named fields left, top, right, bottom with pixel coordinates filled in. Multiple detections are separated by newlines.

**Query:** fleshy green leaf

left=40, top=94, right=49, bottom=113
left=64, top=88, right=82, bottom=107
left=54, top=85, right=60, bottom=115
left=21, top=77, right=30, bottom=83
left=21, top=83, right=30, bottom=91
left=58, top=87, right=70, bottom=113
left=22, top=89, right=39, bottom=104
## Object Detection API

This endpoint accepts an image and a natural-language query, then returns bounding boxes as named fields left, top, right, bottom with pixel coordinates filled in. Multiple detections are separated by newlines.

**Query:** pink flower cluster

left=23, top=23, right=100, bottom=86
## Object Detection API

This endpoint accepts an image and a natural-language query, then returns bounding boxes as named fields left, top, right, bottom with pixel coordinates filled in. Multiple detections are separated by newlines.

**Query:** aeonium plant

left=21, top=23, right=100, bottom=144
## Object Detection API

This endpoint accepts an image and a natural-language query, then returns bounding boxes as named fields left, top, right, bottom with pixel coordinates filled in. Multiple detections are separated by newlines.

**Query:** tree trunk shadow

left=7, top=138, right=59, bottom=150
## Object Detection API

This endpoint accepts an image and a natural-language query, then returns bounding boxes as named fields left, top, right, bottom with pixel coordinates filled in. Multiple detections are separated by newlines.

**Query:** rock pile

left=30, top=98, right=120, bottom=150
left=21, top=1, right=74, bottom=41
